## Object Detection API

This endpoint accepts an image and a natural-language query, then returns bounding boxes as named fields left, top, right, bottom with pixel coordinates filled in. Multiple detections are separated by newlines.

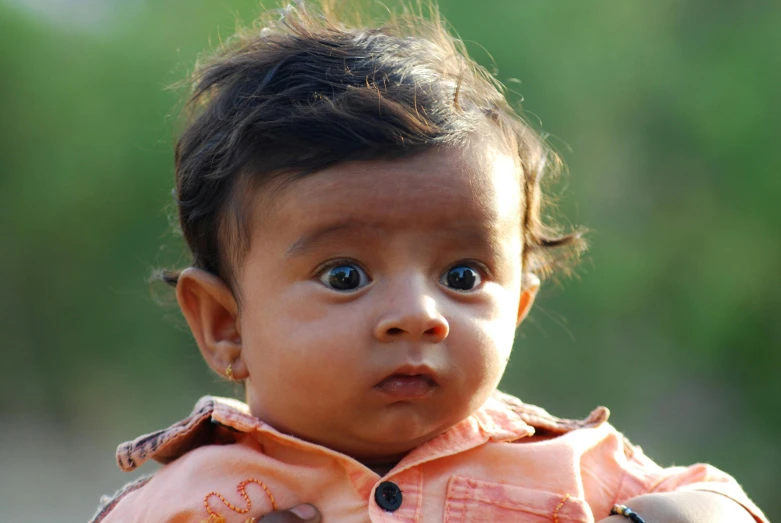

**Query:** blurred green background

left=1, top=0, right=779, bottom=520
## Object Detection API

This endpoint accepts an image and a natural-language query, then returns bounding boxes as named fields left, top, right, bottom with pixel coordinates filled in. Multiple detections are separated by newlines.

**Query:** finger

left=257, top=504, right=321, bottom=523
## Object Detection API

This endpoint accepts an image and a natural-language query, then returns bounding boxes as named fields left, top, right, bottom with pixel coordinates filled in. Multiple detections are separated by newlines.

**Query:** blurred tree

left=1, top=0, right=778, bottom=519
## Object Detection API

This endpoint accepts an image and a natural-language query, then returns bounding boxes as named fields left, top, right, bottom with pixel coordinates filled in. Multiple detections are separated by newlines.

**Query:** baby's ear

left=176, top=268, right=247, bottom=380
left=517, top=273, right=540, bottom=326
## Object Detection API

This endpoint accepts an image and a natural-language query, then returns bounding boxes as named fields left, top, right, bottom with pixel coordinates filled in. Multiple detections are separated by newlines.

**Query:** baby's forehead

left=245, top=141, right=524, bottom=244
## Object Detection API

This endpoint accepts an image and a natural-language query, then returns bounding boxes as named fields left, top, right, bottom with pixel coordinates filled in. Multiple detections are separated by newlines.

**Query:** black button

left=374, top=481, right=402, bottom=511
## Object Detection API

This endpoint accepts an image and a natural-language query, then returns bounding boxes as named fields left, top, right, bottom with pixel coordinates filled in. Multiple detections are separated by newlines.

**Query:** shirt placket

left=367, top=467, right=422, bottom=523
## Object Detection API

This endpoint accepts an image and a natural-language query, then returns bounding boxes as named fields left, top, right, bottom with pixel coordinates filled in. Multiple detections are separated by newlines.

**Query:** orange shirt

left=91, top=391, right=767, bottom=523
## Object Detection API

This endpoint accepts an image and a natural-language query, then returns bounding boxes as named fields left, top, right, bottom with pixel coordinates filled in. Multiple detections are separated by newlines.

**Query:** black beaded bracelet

left=610, top=504, right=646, bottom=523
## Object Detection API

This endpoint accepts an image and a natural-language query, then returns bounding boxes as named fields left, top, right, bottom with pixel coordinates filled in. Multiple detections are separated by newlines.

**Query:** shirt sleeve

left=88, top=474, right=153, bottom=523
left=615, top=438, right=768, bottom=523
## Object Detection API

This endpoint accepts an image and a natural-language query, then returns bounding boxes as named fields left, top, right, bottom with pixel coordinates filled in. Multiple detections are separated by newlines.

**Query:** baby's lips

left=374, top=374, right=436, bottom=399
left=376, top=362, right=439, bottom=385
left=373, top=363, right=439, bottom=399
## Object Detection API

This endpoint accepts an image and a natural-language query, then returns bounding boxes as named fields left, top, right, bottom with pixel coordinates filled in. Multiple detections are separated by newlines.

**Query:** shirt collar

left=116, top=390, right=608, bottom=472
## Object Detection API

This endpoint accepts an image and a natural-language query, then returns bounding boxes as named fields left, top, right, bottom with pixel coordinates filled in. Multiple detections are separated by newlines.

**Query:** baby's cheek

left=481, top=309, right=517, bottom=354
left=469, top=318, right=516, bottom=393
left=453, top=321, right=508, bottom=385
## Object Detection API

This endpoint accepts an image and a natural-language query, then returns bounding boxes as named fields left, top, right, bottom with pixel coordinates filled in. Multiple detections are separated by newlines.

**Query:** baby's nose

left=373, top=294, right=449, bottom=343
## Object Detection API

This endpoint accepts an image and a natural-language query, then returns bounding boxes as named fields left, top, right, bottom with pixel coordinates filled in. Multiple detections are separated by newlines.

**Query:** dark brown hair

left=162, top=0, right=584, bottom=298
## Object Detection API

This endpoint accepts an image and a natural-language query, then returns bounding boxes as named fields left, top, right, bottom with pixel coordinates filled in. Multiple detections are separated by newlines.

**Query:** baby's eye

left=318, top=263, right=370, bottom=292
left=440, top=264, right=483, bottom=292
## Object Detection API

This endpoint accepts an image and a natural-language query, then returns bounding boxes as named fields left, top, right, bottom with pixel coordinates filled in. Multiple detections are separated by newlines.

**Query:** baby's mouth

left=374, top=369, right=437, bottom=399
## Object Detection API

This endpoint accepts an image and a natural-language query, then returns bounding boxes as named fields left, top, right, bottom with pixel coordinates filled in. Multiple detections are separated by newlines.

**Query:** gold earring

left=225, top=363, right=233, bottom=380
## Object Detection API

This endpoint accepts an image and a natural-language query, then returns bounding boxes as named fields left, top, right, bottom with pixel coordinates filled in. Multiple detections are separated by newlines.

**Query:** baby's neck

left=367, top=460, right=399, bottom=477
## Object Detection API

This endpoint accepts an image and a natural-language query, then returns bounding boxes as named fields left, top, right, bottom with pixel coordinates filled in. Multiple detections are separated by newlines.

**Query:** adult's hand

left=257, top=503, right=321, bottom=522
left=594, top=491, right=756, bottom=523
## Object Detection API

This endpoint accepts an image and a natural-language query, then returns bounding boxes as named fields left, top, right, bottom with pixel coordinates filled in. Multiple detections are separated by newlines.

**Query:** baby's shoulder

left=90, top=396, right=267, bottom=523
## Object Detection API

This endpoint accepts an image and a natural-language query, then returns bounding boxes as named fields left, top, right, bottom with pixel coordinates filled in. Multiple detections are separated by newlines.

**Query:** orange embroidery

left=553, top=493, right=571, bottom=523
left=201, top=478, right=278, bottom=523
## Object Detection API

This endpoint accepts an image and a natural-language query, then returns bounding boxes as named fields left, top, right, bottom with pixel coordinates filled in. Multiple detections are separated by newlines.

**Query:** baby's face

left=236, top=139, right=529, bottom=463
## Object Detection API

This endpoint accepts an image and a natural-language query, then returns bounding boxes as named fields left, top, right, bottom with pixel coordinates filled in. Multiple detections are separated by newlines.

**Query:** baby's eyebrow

left=440, top=228, right=505, bottom=258
left=286, top=221, right=363, bottom=258
left=286, top=219, right=505, bottom=259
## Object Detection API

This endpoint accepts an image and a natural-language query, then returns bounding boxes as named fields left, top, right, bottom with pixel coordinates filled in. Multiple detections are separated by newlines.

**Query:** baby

left=90, top=2, right=767, bottom=522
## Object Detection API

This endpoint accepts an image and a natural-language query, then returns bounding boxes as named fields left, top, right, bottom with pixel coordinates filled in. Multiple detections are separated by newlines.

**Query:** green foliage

left=1, top=0, right=778, bottom=518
